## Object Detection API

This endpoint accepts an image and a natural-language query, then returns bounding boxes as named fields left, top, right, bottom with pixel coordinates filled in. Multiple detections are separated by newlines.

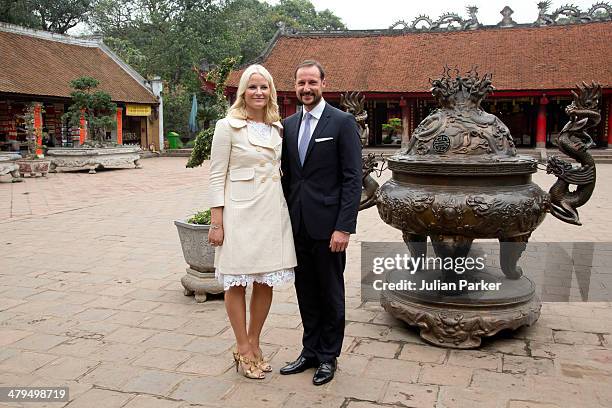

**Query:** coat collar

left=227, top=117, right=283, bottom=149
left=227, top=117, right=283, bottom=130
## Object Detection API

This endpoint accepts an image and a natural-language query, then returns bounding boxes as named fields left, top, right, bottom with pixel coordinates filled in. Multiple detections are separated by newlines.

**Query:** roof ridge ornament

left=498, top=6, right=517, bottom=27
left=389, top=2, right=610, bottom=33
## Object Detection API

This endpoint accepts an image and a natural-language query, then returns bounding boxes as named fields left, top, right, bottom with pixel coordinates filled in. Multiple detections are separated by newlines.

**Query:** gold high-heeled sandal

left=233, top=351, right=265, bottom=379
left=254, top=348, right=272, bottom=373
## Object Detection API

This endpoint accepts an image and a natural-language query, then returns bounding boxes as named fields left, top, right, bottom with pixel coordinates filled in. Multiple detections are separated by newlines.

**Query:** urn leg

left=88, top=165, right=97, bottom=174
left=49, top=162, right=57, bottom=173
left=402, top=232, right=427, bottom=262
left=430, top=235, right=473, bottom=280
left=430, top=235, right=473, bottom=259
left=194, top=292, right=208, bottom=303
left=183, top=287, right=194, bottom=296
left=499, top=235, right=530, bottom=279
left=134, top=159, right=142, bottom=169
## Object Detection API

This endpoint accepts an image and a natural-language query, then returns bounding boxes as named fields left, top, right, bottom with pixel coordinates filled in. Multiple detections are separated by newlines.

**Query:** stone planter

left=174, top=220, right=224, bottom=302
left=16, top=158, right=51, bottom=177
left=0, top=153, right=23, bottom=182
left=46, top=146, right=142, bottom=174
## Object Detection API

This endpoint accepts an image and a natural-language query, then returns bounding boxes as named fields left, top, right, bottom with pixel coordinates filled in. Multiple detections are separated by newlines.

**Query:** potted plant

left=381, top=117, right=403, bottom=145
left=174, top=209, right=224, bottom=302
left=16, top=103, right=51, bottom=177
left=47, top=76, right=141, bottom=174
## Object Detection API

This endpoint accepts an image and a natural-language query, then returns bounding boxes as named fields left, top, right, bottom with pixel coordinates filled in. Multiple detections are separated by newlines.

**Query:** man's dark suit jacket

left=281, top=103, right=362, bottom=240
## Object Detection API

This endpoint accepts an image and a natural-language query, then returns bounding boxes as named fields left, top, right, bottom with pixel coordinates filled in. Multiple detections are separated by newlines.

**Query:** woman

left=208, top=64, right=296, bottom=379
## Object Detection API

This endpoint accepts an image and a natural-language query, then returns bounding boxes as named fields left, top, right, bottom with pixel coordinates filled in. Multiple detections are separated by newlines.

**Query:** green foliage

left=272, top=0, right=345, bottom=31
left=0, top=0, right=92, bottom=33
left=164, top=85, right=193, bottom=137
left=188, top=209, right=211, bottom=225
left=382, top=118, right=402, bottom=135
left=186, top=57, right=236, bottom=168
left=86, top=0, right=345, bottom=140
left=62, top=76, right=117, bottom=146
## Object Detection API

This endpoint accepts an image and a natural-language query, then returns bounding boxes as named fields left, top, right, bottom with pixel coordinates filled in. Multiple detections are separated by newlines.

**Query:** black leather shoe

left=313, top=359, right=336, bottom=386
left=279, top=355, right=318, bottom=375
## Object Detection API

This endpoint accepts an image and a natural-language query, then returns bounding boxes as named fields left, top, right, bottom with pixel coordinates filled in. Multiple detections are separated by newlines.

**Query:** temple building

left=0, top=23, right=163, bottom=152
left=226, top=4, right=612, bottom=148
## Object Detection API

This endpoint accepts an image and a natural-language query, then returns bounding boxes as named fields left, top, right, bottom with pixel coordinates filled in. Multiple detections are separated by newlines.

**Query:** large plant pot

left=174, top=220, right=224, bottom=302
left=16, top=159, right=51, bottom=177
left=46, top=147, right=142, bottom=174
left=0, top=153, right=23, bottom=182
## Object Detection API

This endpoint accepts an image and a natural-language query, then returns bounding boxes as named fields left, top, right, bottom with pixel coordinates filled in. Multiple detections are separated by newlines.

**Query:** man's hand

left=329, top=230, right=350, bottom=252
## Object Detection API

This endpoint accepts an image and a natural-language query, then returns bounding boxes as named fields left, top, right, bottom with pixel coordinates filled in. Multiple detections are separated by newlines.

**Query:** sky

left=267, top=0, right=600, bottom=29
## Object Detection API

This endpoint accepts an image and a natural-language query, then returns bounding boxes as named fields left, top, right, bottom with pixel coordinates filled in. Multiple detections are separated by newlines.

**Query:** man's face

left=295, top=65, right=325, bottom=109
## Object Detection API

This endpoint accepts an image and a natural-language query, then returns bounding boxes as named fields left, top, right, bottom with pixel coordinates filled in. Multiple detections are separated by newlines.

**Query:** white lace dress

left=215, top=120, right=296, bottom=290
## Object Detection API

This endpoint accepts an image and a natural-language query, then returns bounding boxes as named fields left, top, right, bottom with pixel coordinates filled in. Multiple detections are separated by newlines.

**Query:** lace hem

left=215, top=268, right=295, bottom=291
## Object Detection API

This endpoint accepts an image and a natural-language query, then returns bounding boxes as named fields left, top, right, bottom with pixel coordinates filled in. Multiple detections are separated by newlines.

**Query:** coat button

left=259, top=161, right=265, bottom=167
left=261, top=177, right=266, bottom=183
left=272, top=175, right=279, bottom=181
left=256, top=147, right=262, bottom=152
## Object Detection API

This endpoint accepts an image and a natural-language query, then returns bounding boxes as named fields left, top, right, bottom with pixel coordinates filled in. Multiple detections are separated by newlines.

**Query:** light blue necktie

left=298, top=112, right=312, bottom=165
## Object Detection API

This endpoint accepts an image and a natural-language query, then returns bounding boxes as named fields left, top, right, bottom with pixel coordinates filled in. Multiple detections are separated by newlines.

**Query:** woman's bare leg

left=225, top=285, right=256, bottom=359
left=248, top=282, right=273, bottom=358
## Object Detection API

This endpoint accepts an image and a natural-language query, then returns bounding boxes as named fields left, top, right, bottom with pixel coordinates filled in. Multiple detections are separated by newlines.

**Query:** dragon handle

left=341, top=92, right=387, bottom=210
left=546, top=82, right=601, bottom=225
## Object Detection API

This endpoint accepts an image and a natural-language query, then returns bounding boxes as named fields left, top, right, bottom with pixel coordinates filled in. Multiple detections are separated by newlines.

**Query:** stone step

left=162, top=149, right=192, bottom=157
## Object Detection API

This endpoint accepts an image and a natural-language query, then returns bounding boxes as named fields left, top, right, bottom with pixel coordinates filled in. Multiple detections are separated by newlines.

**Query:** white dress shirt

left=297, top=97, right=326, bottom=147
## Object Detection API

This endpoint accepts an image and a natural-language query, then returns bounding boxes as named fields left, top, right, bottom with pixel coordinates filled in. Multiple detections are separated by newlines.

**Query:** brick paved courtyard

left=1, top=157, right=611, bottom=408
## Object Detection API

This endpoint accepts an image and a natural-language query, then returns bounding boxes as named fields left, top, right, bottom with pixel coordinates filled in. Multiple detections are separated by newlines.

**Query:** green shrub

left=187, top=209, right=211, bottom=225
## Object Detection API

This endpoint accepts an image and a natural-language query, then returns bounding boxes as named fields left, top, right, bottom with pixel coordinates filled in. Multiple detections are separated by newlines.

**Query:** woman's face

left=244, top=73, right=270, bottom=112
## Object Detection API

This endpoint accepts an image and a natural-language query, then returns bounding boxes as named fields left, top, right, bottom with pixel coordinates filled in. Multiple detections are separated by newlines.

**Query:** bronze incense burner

left=348, top=69, right=601, bottom=348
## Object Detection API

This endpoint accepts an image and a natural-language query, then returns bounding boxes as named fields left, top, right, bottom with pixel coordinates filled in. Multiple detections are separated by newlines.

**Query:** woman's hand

left=208, top=225, right=224, bottom=246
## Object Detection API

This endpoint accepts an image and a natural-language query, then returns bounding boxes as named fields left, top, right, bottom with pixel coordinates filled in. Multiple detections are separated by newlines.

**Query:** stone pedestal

left=0, top=153, right=22, bottom=182
left=16, top=159, right=51, bottom=177
left=181, top=267, right=224, bottom=302
left=47, top=147, right=142, bottom=173
left=175, top=220, right=224, bottom=303
left=380, top=268, right=541, bottom=348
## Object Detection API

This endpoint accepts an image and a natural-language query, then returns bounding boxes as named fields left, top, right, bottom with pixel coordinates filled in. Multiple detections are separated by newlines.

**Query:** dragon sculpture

left=462, top=6, right=480, bottom=30
left=535, top=1, right=555, bottom=25
left=340, top=92, right=386, bottom=210
left=546, top=82, right=601, bottom=225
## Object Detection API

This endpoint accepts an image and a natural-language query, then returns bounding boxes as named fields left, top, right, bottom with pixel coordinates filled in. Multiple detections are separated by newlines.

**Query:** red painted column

left=116, top=107, right=123, bottom=145
left=79, top=109, right=87, bottom=146
left=33, top=103, right=43, bottom=156
left=536, top=95, right=549, bottom=148
left=400, top=98, right=411, bottom=147
left=607, top=98, right=612, bottom=148
left=283, top=97, right=296, bottom=118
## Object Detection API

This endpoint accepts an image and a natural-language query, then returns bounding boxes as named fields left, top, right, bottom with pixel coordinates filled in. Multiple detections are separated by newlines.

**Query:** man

left=280, top=60, right=362, bottom=385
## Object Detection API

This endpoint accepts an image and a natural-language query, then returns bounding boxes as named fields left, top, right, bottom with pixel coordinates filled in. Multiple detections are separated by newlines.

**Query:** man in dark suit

left=279, top=60, right=362, bottom=385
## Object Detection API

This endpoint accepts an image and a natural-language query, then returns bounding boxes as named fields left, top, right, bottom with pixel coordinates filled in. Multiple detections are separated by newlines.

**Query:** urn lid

left=390, top=68, right=537, bottom=175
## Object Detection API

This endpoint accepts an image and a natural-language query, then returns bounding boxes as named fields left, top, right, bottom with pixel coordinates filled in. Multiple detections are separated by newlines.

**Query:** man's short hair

left=294, top=60, right=325, bottom=80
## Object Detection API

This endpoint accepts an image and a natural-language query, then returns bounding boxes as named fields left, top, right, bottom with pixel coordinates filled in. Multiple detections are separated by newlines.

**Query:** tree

left=0, top=0, right=39, bottom=27
left=63, top=76, right=117, bottom=146
left=272, top=0, right=345, bottom=31
left=0, top=0, right=92, bottom=33
left=86, top=0, right=346, bottom=139
left=186, top=57, right=236, bottom=168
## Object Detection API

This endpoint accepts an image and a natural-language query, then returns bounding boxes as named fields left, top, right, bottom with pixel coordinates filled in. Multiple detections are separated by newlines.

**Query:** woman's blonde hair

left=228, top=64, right=280, bottom=123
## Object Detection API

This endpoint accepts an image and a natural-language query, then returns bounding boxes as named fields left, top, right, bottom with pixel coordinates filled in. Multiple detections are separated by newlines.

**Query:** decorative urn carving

left=350, top=69, right=601, bottom=348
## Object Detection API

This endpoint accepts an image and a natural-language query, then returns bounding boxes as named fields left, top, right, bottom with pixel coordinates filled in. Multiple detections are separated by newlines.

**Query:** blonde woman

left=208, top=64, right=296, bottom=379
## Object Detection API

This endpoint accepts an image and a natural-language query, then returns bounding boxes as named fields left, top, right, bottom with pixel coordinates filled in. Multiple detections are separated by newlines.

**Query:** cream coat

left=209, top=117, right=297, bottom=275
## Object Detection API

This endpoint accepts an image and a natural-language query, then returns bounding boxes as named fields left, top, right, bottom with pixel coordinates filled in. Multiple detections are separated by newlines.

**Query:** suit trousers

left=294, top=215, right=346, bottom=363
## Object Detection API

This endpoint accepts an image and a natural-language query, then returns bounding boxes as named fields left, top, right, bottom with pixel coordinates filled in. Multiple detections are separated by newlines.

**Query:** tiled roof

left=228, top=22, right=612, bottom=93
left=0, top=27, right=157, bottom=104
